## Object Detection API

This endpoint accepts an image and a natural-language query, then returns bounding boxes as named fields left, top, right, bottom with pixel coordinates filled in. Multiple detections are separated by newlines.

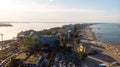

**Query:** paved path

left=88, top=56, right=109, bottom=64
left=80, top=40, right=120, bottom=67
left=90, top=40, right=120, bottom=62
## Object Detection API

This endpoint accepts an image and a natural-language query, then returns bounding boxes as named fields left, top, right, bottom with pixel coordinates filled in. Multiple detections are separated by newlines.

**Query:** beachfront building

left=67, top=30, right=72, bottom=40
left=78, top=43, right=91, bottom=53
left=67, top=24, right=75, bottom=31
left=56, top=29, right=67, bottom=36
left=66, top=25, right=75, bottom=39
left=17, top=30, right=36, bottom=37
left=37, top=36, right=61, bottom=48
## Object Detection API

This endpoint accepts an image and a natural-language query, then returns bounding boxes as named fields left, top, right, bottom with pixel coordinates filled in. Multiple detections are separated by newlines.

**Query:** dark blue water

left=91, top=23, right=120, bottom=44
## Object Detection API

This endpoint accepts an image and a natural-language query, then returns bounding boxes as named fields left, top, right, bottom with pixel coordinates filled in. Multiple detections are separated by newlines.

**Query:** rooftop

left=25, top=53, right=43, bottom=64
left=39, top=35, right=59, bottom=37
left=16, top=53, right=27, bottom=60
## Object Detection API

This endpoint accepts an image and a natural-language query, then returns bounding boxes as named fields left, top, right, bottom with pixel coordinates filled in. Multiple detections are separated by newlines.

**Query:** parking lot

left=53, top=52, right=81, bottom=67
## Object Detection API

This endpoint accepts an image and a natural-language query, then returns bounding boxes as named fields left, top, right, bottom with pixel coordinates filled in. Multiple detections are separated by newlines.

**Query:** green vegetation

left=7, top=55, right=23, bottom=67
left=74, top=26, right=77, bottom=33
left=24, top=41, right=41, bottom=53
left=54, top=40, right=60, bottom=48
left=18, top=36, right=32, bottom=42
left=73, top=26, right=79, bottom=38
left=6, top=56, right=16, bottom=67
left=73, top=31, right=79, bottom=38
left=49, top=53, right=56, bottom=67
left=61, top=36, right=67, bottom=47
left=37, top=29, right=52, bottom=36
left=79, top=51, right=87, bottom=60
left=75, top=38, right=80, bottom=44
left=66, top=46, right=72, bottom=52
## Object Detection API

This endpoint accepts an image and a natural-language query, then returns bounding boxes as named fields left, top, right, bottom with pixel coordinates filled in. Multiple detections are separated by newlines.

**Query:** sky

left=0, top=0, right=120, bottom=23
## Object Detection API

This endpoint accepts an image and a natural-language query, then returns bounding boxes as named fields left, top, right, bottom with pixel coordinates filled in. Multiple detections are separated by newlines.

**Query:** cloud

left=49, top=0, right=54, bottom=2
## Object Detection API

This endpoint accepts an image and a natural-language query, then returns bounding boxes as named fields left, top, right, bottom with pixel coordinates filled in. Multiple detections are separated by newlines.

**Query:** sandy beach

left=78, top=24, right=120, bottom=66
left=82, top=24, right=120, bottom=56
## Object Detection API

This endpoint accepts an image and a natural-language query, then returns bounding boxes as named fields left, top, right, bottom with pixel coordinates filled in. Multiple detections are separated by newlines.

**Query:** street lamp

left=0, top=34, right=4, bottom=45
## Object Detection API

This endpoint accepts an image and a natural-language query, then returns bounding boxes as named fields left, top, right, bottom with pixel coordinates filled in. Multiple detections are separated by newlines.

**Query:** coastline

left=86, top=25, right=120, bottom=56
left=0, top=23, right=120, bottom=56
left=90, top=23, right=120, bottom=45
left=0, top=23, right=120, bottom=66
left=0, top=23, right=13, bottom=27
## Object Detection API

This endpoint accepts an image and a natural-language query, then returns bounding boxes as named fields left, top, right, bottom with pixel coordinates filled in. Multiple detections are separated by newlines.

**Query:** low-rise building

left=17, top=30, right=36, bottom=37
left=66, top=25, right=75, bottom=39
left=78, top=43, right=92, bottom=53
left=23, top=53, right=48, bottom=67
left=16, top=52, right=49, bottom=67
left=67, top=24, right=75, bottom=31
left=16, top=53, right=28, bottom=60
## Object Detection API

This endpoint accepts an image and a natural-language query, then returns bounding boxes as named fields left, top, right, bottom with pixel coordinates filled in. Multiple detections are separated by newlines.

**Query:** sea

left=91, top=23, right=120, bottom=45
left=0, top=23, right=120, bottom=45
left=0, top=22, right=75, bottom=41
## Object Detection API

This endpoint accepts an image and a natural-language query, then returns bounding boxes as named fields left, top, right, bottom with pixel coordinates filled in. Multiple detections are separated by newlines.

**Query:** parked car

left=112, top=62, right=120, bottom=67
left=99, top=64, right=109, bottom=67
left=87, top=50, right=98, bottom=55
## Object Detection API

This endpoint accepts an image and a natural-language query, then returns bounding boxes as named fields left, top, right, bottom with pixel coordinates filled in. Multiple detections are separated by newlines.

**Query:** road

left=80, top=40, right=120, bottom=67
left=0, top=50, right=23, bottom=67
left=53, top=38, right=81, bottom=67
left=69, top=38, right=82, bottom=66
left=0, top=53, right=14, bottom=67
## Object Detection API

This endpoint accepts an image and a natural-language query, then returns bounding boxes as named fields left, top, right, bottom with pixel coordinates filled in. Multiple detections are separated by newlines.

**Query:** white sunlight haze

left=0, top=0, right=120, bottom=22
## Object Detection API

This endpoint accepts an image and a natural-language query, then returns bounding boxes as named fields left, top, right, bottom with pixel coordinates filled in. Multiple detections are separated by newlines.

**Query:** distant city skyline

left=0, top=0, right=120, bottom=23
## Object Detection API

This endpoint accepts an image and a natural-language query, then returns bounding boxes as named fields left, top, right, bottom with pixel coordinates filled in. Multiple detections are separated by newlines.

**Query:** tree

left=54, top=40, right=60, bottom=48
left=74, top=31, right=79, bottom=38
left=34, top=41, right=41, bottom=51
left=25, top=45, right=34, bottom=53
left=6, top=56, right=16, bottom=67
left=66, top=46, right=72, bottom=52
left=75, top=38, right=80, bottom=46
left=24, top=41, right=41, bottom=53
left=79, top=51, right=87, bottom=60
left=62, top=42, right=67, bottom=48
left=61, top=36, right=67, bottom=47
left=43, top=43, right=50, bottom=51
left=74, top=26, right=77, bottom=33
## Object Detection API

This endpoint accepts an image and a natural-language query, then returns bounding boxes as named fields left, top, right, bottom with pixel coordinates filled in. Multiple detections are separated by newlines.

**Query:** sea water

left=91, top=23, right=120, bottom=44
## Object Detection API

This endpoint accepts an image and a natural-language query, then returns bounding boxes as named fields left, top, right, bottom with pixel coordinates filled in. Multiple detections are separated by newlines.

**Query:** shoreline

left=0, top=23, right=13, bottom=27
left=86, top=25, right=120, bottom=56
left=88, top=24, right=120, bottom=45
left=0, top=23, right=120, bottom=55
left=90, top=24, right=120, bottom=45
